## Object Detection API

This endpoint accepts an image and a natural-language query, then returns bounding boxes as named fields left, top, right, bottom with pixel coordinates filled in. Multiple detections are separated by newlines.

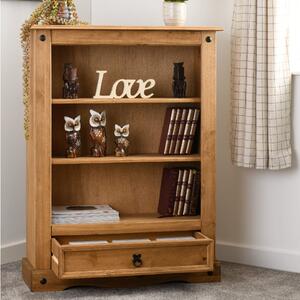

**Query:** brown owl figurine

left=64, top=115, right=81, bottom=158
left=114, top=124, right=130, bottom=157
left=89, top=109, right=107, bottom=157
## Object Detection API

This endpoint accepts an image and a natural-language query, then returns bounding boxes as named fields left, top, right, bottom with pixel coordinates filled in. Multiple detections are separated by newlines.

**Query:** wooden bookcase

left=22, top=26, right=222, bottom=292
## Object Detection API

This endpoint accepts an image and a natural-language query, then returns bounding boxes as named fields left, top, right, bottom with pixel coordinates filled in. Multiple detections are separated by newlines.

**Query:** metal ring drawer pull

left=132, top=254, right=142, bottom=267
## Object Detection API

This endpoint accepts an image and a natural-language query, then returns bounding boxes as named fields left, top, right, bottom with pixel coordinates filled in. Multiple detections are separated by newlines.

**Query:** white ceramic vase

left=163, top=1, right=187, bottom=26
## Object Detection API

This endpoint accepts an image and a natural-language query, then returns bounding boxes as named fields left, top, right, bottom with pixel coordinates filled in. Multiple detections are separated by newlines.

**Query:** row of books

left=158, top=167, right=200, bottom=217
left=52, top=205, right=119, bottom=224
left=159, top=107, right=200, bottom=155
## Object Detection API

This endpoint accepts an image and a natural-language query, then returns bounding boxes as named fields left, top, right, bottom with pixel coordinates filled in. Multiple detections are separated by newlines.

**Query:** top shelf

left=52, top=98, right=201, bottom=105
left=32, top=25, right=223, bottom=32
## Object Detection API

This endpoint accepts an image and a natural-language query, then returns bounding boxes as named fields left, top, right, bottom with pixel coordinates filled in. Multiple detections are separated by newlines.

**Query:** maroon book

left=172, top=169, right=184, bottom=216
left=176, top=169, right=189, bottom=215
left=159, top=108, right=177, bottom=155
left=183, top=169, right=196, bottom=215
left=180, top=108, right=194, bottom=154
left=157, top=168, right=179, bottom=217
left=189, top=170, right=200, bottom=216
left=168, top=109, right=182, bottom=155
left=174, top=109, right=188, bottom=155
left=186, top=109, right=200, bottom=154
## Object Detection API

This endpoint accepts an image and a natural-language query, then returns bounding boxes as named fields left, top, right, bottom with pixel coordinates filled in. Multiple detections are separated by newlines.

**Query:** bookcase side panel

left=26, top=29, right=52, bottom=269
left=200, top=32, right=216, bottom=243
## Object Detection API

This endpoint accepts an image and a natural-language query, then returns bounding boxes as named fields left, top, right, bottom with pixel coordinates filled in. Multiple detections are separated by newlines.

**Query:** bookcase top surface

left=31, top=25, right=223, bottom=31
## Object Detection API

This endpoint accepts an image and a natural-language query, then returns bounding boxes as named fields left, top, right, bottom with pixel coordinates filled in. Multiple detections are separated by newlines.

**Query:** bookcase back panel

left=52, top=104, right=200, bottom=157
left=52, top=162, right=199, bottom=214
left=52, top=45, right=200, bottom=98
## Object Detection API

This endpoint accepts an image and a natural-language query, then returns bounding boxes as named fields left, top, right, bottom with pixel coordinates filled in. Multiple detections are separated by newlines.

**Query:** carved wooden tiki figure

left=64, top=115, right=81, bottom=158
left=114, top=124, right=130, bottom=157
left=172, top=62, right=186, bottom=98
left=63, top=63, right=79, bottom=99
left=89, top=109, right=107, bottom=157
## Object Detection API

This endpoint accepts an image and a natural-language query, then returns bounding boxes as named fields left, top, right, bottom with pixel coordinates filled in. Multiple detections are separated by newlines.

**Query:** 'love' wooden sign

left=93, top=70, right=156, bottom=99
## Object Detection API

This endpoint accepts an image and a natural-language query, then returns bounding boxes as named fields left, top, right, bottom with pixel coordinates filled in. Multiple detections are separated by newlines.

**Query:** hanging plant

left=20, top=0, right=86, bottom=139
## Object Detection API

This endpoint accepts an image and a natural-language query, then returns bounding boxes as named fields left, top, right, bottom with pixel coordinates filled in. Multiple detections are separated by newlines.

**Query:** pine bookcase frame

left=22, top=25, right=222, bottom=292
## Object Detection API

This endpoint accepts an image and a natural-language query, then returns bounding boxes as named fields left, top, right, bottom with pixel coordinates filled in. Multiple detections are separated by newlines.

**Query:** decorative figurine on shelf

left=21, top=0, right=85, bottom=139
left=64, top=115, right=81, bottom=158
left=89, top=109, right=107, bottom=157
left=63, top=63, right=79, bottom=99
left=114, top=124, right=130, bottom=157
left=172, top=62, right=187, bottom=98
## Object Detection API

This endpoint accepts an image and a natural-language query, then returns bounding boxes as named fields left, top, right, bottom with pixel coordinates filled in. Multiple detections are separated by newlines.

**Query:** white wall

left=0, top=0, right=90, bottom=264
left=1, top=0, right=300, bottom=272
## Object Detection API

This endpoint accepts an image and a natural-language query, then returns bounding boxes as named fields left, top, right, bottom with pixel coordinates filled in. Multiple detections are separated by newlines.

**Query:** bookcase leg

left=22, top=258, right=221, bottom=292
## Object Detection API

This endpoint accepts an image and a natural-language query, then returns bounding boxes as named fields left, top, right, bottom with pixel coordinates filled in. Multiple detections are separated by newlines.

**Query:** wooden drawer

left=51, top=232, right=214, bottom=279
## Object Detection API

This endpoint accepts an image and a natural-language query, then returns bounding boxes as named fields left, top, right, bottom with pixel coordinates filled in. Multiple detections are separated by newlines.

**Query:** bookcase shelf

left=52, top=98, right=201, bottom=105
left=52, top=214, right=201, bottom=236
left=52, top=154, right=201, bottom=165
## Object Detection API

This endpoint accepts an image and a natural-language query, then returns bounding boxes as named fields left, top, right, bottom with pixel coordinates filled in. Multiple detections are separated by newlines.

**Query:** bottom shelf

left=51, top=213, right=201, bottom=236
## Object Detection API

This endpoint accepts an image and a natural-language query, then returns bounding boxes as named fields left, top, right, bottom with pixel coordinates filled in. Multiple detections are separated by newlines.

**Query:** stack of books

left=159, top=107, right=200, bottom=155
left=52, top=204, right=120, bottom=224
left=157, top=167, right=200, bottom=217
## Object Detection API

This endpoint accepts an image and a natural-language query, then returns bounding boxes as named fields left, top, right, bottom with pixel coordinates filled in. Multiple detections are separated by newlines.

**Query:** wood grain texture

left=51, top=232, right=213, bottom=279
left=52, top=163, right=199, bottom=214
left=51, top=30, right=203, bottom=46
left=26, top=29, right=52, bottom=269
left=52, top=46, right=200, bottom=99
left=52, top=155, right=201, bottom=165
left=25, top=27, right=220, bottom=289
left=32, top=25, right=223, bottom=31
left=200, top=32, right=217, bottom=244
left=52, top=214, right=201, bottom=236
left=52, top=104, right=200, bottom=157
left=22, top=258, right=221, bottom=292
left=52, top=98, right=201, bottom=104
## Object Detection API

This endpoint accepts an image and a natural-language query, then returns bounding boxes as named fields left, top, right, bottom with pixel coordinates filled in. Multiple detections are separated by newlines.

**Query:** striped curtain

left=231, top=0, right=292, bottom=170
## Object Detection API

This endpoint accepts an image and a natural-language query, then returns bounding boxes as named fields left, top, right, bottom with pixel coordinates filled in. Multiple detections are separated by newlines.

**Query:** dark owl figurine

left=114, top=124, right=130, bottom=157
left=64, top=115, right=81, bottom=158
left=63, top=63, right=79, bottom=99
left=89, top=109, right=107, bottom=157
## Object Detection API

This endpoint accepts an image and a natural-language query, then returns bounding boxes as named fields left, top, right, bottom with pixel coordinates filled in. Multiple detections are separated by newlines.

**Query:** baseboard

left=216, top=240, right=300, bottom=273
left=1, top=240, right=26, bottom=265
left=2, top=239, right=300, bottom=273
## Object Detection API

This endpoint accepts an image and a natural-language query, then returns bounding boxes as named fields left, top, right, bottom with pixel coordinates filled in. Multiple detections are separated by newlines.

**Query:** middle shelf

left=52, top=154, right=201, bottom=165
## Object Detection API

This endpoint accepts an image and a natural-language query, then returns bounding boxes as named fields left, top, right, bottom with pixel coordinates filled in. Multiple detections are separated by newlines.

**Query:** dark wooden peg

left=39, top=35, right=46, bottom=42
left=206, top=36, right=213, bottom=43
left=40, top=278, right=47, bottom=285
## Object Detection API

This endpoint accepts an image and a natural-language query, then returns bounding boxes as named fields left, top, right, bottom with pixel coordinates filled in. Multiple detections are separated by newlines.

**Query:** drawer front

left=51, top=233, right=214, bottom=279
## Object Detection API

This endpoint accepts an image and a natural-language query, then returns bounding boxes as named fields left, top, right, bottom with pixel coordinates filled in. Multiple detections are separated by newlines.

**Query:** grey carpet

left=1, top=261, right=300, bottom=300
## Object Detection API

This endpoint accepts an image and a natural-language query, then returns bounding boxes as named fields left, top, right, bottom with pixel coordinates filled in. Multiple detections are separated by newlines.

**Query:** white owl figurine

left=64, top=115, right=81, bottom=158
left=114, top=124, right=130, bottom=157
left=89, top=109, right=107, bottom=157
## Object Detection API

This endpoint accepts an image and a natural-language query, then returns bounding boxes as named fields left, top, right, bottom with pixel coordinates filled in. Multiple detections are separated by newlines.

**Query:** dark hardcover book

left=157, top=168, right=179, bottom=217
left=172, top=169, right=183, bottom=216
left=185, top=109, right=200, bottom=154
left=179, top=108, right=194, bottom=155
left=189, top=170, right=200, bottom=216
left=174, top=109, right=188, bottom=155
left=176, top=169, right=189, bottom=216
left=168, top=109, right=182, bottom=154
left=159, top=108, right=177, bottom=155
left=183, top=169, right=196, bottom=215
